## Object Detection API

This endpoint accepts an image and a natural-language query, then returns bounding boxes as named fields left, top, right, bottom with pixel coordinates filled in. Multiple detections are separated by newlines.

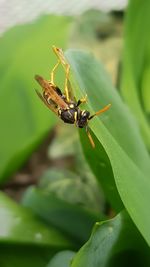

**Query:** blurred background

left=0, top=0, right=127, bottom=200
left=0, top=0, right=127, bottom=34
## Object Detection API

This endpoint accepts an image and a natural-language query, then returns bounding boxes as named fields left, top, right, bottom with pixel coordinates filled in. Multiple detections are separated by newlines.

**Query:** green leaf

left=71, top=211, right=150, bottom=267
left=121, top=0, right=150, bottom=149
left=0, top=192, right=72, bottom=267
left=0, top=192, right=70, bottom=246
left=141, top=66, right=150, bottom=116
left=47, top=250, right=75, bottom=267
left=22, top=169, right=102, bottom=245
left=22, top=187, right=101, bottom=246
left=65, top=49, right=150, bottom=244
left=0, top=245, right=52, bottom=267
left=0, top=14, right=72, bottom=182
left=79, top=130, right=123, bottom=211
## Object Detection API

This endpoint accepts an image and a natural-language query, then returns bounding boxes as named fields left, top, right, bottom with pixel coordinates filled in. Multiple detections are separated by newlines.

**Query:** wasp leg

left=52, top=46, right=66, bottom=65
left=89, top=104, right=111, bottom=120
left=52, top=46, right=70, bottom=102
left=74, top=111, right=78, bottom=126
left=77, top=95, right=87, bottom=106
left=64, top=64, right=70, bottom=102
left=85, top=126, right=95, bottom=148
left=50, top=60, right=60, bottom=84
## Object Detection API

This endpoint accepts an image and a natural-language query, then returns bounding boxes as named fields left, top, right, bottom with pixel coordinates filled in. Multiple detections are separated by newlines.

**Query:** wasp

left=35, top=46, right=111, bottom=148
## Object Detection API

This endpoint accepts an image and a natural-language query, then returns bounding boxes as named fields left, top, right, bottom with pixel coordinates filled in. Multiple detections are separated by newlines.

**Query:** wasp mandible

left=35, top=46, right=111, bottom=148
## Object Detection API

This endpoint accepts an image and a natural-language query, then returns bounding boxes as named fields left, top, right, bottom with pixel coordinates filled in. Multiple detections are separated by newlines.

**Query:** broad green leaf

left=71, top=211, right=150, bottom=267
left=22, top=187, right=101, bottom=246
left=79, top=130, right=123, bottom=211
left=121, top=0, right=150, bottom=149
left=0, top=244, right=53, bottom=267
left=0, top=14, right=72, bottom=182
left=47, top=250, right=75, bottom=267
left=65, top=49, right=150, bottom=244
left=22, top=169, right=102, bottom=245
left=0, top=192, right=71, bottom=246
left=0, top=192, right=72, bottom=267
left=141, top=66, right=150, bottom=116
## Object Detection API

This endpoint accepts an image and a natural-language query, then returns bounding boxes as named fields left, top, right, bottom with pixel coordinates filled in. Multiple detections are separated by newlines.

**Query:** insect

left=35, top=46, right=111, bottom=148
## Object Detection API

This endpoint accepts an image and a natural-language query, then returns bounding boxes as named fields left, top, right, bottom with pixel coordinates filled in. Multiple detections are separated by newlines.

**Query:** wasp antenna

left=89, top=103, right=111, bottom=120
left=95, top=104, right=111, bottom=116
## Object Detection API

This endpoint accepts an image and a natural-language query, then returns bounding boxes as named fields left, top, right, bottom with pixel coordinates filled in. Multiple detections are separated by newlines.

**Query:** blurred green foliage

left=0, top=15, right=72, bottom=182
left=0, top=192, right=73, bottom=267
left=22, top=169, right=102, bottom=246
left=121, top=0, right=150, bottom=149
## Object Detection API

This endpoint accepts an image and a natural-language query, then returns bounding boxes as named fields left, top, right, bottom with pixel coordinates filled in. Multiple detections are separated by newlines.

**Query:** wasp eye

left=83, top=111, right=89, bottom=117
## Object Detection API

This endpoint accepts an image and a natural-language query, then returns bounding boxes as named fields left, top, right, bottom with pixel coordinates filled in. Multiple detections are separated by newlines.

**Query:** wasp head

left=77, top=110, right=90, bottom=128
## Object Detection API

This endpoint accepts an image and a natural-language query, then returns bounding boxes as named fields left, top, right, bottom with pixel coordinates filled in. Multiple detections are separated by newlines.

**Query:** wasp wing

left=35, top=75, right=68, bottom=110
left=35, top=89, right=59, bottom=115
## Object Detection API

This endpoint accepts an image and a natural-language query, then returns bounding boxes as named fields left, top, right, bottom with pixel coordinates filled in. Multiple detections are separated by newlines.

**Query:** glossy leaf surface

left=71, top=212, right=150, bottom=267
left=47, top=250, right=75, bottom=267
left=0, top=192, right=72, bottom=267
left=22, top=168, right=103, bottom=246
left=65, top=49, right=150, bottom=244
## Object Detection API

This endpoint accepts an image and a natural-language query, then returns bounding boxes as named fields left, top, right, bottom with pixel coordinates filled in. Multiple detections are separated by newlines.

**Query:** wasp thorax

left=59, top=107, right=77, bottom=124
left=69, top=103, right=75, bottom=108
